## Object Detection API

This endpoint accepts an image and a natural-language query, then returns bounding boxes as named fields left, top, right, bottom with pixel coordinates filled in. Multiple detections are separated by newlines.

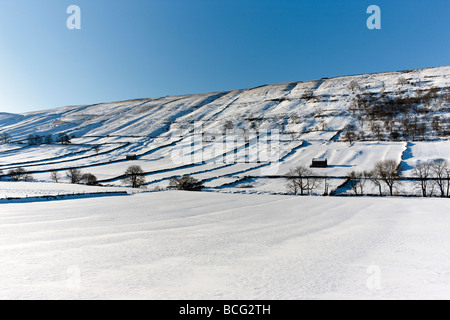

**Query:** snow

left=0, top=191, right=449, bottom=300
left=0, top=182, right=134, bottom=199
left=401, top=141, right=450, bottom=176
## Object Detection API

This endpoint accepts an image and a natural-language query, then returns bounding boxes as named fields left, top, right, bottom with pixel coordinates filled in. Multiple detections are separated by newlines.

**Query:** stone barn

left=311, top=158, right=328, bottom=168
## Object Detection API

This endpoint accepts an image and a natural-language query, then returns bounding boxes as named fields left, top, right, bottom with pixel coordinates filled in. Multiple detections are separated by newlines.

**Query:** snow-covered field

left=0, top=182, right=134, bottom=200
left=0, top=191, right=449, bottom=300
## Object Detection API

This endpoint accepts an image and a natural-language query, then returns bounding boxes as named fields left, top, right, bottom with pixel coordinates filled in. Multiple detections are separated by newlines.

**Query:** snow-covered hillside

left=1, top=191, right=449, bottom=299
left=0, top=66, right=449, bottom=196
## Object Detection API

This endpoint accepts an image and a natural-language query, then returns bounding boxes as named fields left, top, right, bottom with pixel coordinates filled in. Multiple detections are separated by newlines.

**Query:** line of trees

left=25, top=133, right=72, bottom=146
left=0, top=132, right=75, bottom=146
left=346, top=160, right=400, bottom=196
left=345, top=85, right=450, bottom=142
left=346, top=159, right=450, bottom=197
left=50, top=168, right=98, bottom=186
left=286, top=166, right=320, bottom=196
left=286, top=159, right=450, bottom=197
left=411, top=159, right=450, bottom=197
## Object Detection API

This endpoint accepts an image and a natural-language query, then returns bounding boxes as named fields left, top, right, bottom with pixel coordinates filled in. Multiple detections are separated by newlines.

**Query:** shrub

left=169, top=176, right=203, bottom=191
left=81, top=173, right=98, bottom=186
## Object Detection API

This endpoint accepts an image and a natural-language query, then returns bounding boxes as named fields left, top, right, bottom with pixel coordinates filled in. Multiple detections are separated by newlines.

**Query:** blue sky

left=0, top=0, right=449, bottom=113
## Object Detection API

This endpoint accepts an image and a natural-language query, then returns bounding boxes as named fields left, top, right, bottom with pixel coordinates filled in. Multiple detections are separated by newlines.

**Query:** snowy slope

left=0, top=66, right=449, bottom=195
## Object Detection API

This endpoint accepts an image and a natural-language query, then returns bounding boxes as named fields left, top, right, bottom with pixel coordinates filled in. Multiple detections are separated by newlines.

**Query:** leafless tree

left=432, top=116, right=441, bottom=133
left=431, top=159, right=450, bottom=197
left=412, top=161, right=433, bottom=197
left=373, top=160, right=400, bottom=196
left=8, top=167, right=33, bottom=182
left=286, top=166, right=318, bottom=196
left=347, top=171, right=361, bottom=195
left=50, top=171, right=61, bottom=183
left=369, top=170, right=384, bottom=196
left=417, top=123, right=427, bottom=141
left=347, top=170, right=370, bottom=195
left=370, top=122, right=384, bottom=141
left=343, top=124, right=357, bottom=145
left=66, top=168, right=83, bottom=184
left=322, top=175, right=330, bottom=196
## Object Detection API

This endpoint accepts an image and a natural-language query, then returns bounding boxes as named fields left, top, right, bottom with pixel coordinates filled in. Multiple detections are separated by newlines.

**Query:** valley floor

left=1, top=191, right=449, bottom=300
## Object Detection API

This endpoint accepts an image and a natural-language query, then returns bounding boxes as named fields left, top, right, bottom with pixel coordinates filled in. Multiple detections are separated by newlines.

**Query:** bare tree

left=286, top=166, right=318, bottom=196
left=373, top=160, right=400, bottom=196
left=417, top=123, right=427, bottom=141
left=347, top=171, right=361, bottom=195
left=370, top=122, right=383, bottom=141
left=369, top=169, right=384, bottom=196
left=383, top=117, right=396, bottom=134
left=347, top=170, right=370, bottom=195
left=50, top=171, right=61, bottom=183
left=343, top=124, right=357, bottom=145
left=323, top=175, right=330, bottom=196
left=122, top=165, right=146, bottom=188
left=66, top=168, right=83, bottom=184
left=412, top=161, right=433, bottom=197
left=432, top=116, right=441, bottom=133
left=409, top=117, right=421, bottom=141
left=8, top=167, right=33, bottom=182
left=286, top=177, right=299, bottom=194
left=431, top=159, right=450, bottom=197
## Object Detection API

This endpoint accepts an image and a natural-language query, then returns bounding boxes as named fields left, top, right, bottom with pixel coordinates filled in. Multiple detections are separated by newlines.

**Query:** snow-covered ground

left=0, top=191, right=449, bottom=300
left=0, top=182, right=135, bottom=199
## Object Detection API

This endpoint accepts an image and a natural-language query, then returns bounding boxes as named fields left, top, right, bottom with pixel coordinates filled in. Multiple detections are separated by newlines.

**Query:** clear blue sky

left=0, top=0, right=449, bottom=113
